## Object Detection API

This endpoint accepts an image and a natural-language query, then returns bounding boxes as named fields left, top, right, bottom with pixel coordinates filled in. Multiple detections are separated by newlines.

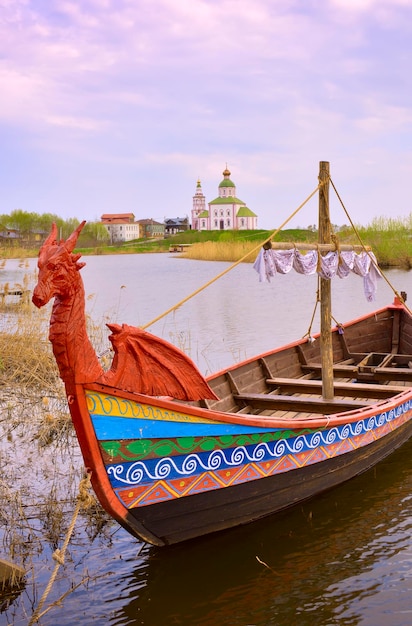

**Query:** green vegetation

left=0, top=209, right=109, bottom=254
left=351, top=216, right=412, bottom=269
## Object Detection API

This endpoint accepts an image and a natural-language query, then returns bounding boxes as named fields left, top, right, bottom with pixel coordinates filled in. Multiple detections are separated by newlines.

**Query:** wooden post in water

left=318, top=161, right=334, bottom=400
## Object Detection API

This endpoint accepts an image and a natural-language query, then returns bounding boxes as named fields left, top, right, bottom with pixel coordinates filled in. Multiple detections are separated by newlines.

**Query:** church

left=191, top=167, right=258, bottom=231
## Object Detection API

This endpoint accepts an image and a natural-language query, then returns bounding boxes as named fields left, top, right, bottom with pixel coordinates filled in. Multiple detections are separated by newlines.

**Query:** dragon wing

left=100, top=324, right=218, bottom=401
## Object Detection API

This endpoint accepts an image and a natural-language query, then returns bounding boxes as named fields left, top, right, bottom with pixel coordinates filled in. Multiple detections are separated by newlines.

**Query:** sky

left=2, top=0, right=412, bottom=230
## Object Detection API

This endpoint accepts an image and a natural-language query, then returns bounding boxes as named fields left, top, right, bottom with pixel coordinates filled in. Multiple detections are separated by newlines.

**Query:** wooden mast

left=267, top=161, right=360, bottom=399
left=318, top=161, right=334, bottom=399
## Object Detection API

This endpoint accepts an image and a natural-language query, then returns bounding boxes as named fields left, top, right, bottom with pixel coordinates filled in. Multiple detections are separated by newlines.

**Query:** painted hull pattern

left=75, top=382, right=412, bottom=545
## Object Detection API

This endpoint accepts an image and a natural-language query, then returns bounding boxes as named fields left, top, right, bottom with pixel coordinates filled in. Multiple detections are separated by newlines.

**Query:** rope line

left=142, top=183, right=322, bottom=330
left=28, top=471, right=93, bottom=625
left=303, top=276, right=321, bottom=340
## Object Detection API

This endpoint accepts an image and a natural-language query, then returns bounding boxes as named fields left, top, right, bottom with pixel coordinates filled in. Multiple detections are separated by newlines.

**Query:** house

left=191, top=167, right=258, bottom=231
left=0, top=226, right=20, bottom=244
left=0, top=226, right=49, bottom=246
left=164, top=217, right=190, bottom=235
left=100, top=214, right=165, bottom=242
left=136, top=218, right=165, bottom=239
left=100, top=213, right=141, bottom=243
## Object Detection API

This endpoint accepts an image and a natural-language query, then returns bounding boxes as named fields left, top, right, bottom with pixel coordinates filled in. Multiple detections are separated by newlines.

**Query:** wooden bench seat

left=233, top=393, right=373, bottom=415
left=266, top=377, right=406, bottom=398
left=301, top=363, right=358, bottom=377
left=366, top=367, right=412, bottom=382
left=301, top=362, right=412, bottom=384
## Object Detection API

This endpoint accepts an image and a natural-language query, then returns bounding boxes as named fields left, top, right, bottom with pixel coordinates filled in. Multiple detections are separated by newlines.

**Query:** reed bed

left=0, top=277, right=114, bottom=621
left=0, top=247, right=40, bottom=259
left=356, top=216, right=412, bottom=268
left=181, top=239, right=264, bottom=263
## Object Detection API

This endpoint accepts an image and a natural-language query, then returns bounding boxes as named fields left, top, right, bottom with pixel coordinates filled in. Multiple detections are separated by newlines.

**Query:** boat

left=32, top=162, right=412, bottom=546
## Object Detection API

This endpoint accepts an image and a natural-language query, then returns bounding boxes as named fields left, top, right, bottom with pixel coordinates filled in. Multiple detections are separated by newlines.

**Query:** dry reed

left=0, top=271, right=114, bottom=621
left=181, top=240, right=261, bottom=262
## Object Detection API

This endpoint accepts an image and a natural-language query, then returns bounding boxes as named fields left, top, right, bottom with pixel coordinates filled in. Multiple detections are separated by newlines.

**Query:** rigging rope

left=142, top=183, right=322, bottom=330
left=303, top=276, right=321, bottom=341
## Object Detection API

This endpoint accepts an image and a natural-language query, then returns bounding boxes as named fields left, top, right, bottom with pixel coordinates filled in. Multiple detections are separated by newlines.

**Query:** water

left=1, top=254, right=412, bottom=625
left=61, top=253, right=406, bottom=374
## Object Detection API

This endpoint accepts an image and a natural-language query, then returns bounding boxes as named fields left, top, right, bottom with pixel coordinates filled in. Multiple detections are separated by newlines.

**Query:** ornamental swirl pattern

left=106, top=402, right=412, bottom=488
left=86, top=390, right=218, bottom=424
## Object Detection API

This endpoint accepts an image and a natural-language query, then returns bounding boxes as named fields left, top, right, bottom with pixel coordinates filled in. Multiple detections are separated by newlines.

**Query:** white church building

left=191, top=167, right=258, bottom=231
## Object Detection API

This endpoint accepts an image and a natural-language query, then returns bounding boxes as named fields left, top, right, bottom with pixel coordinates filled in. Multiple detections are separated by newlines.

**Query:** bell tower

left=191, top=179, right=206, bottom=230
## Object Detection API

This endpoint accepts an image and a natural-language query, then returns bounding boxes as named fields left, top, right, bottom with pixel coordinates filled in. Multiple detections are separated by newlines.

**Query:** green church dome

left=219, top=179, right=235, bottom=188
left=218, top=166, right=235, bottom=188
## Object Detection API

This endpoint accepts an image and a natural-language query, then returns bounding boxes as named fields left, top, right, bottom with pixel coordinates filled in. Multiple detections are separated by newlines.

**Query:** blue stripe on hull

left=91, top=414, right=276, bottom=440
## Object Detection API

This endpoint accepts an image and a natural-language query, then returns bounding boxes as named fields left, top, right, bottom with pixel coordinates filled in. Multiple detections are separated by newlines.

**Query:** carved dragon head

left=32, top=221, right=86, bottom=308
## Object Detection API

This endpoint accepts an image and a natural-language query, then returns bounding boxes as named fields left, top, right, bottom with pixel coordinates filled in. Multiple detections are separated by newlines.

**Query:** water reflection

left=108, top=439, right=412, bottom=626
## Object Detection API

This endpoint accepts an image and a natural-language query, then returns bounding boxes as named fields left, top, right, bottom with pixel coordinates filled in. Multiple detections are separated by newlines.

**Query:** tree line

left=0, top=209, right=109, bottom=247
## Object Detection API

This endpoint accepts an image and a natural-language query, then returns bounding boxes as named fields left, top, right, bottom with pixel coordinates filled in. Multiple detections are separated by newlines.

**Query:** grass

left=354, top=217, right=412, bottom=269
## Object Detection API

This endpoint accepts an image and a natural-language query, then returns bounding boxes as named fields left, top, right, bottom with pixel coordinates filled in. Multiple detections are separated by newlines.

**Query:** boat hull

left=125, top=417, right=412, bottom=545
left=67, top=302, right=412, bottom=547
left=34, top=205, right=412, bottom=547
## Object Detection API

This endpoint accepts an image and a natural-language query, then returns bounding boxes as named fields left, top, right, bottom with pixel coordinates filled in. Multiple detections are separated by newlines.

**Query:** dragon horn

left=39, top=223, right=58, bottom=262
left=65, top=220, right=86, bottom=253
left=44, top=222, right=58, bottom=247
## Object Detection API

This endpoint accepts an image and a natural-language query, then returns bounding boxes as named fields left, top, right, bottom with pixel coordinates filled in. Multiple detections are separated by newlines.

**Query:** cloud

left=1, top=0, right=412, bottom=227
left=45, top=115, right=105, bottom=131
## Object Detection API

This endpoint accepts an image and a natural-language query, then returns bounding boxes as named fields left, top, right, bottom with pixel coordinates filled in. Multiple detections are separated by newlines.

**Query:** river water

left=2, top=253, right=412, bottom=625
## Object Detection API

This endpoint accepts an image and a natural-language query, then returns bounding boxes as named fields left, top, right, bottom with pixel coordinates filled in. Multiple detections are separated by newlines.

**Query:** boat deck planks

left=266, top=377, right=406, bottom=398
left=233, top=392, right=374, bottom=414
left=202, top=347, right=412, bottom=419
left=220, top=348, right=412, bottom=417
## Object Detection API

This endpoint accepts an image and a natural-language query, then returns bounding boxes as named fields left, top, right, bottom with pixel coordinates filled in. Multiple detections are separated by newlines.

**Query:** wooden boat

left=32, top=162, right=412, bottom=546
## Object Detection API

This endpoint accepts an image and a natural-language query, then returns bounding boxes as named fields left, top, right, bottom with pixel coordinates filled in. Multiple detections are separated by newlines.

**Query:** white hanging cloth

left=253, top=248, right=381, bottom=301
